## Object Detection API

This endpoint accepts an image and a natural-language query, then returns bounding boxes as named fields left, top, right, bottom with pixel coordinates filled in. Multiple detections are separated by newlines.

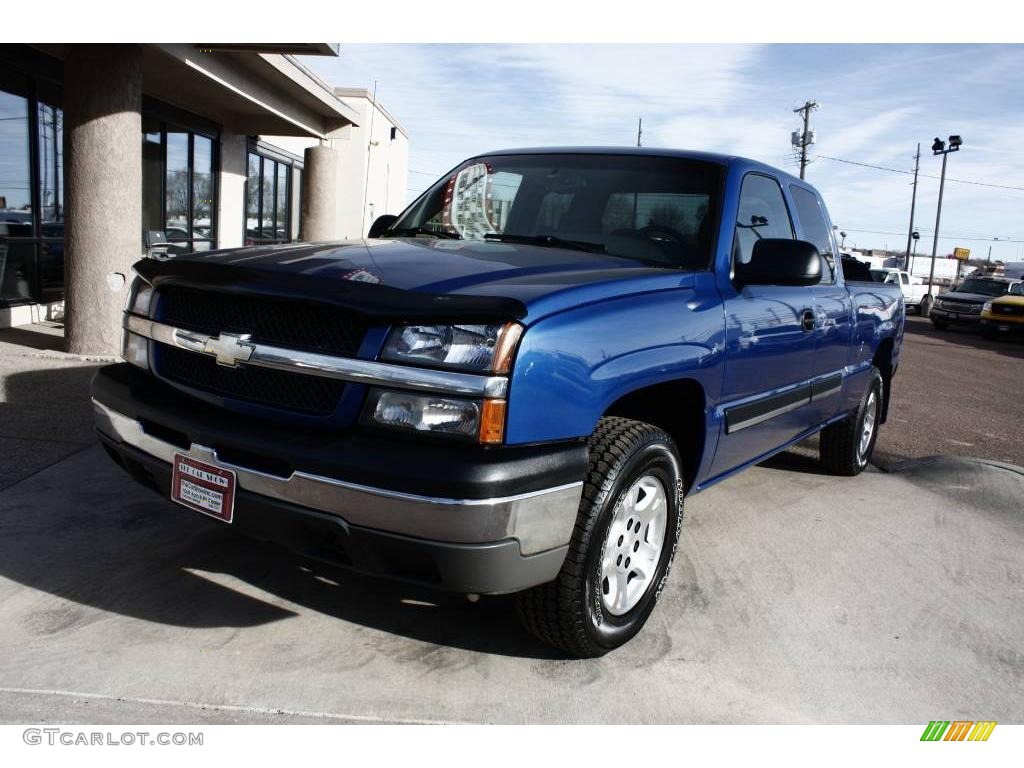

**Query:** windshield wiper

left=384, top=226, right=461, bottom=239
left=483, top=233, right=605, bottom=253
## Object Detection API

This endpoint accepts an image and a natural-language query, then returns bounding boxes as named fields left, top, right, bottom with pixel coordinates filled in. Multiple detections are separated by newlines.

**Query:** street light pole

left=926, top=135, right=961, bottom=309
left=926, top=151, right=948, bottom=298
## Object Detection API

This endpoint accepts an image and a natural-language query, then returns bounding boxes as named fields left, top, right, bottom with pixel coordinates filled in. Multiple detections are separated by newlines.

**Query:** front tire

left=515, top=417, right=684, bottom=658
left=819, top=367, right=884, bottom=476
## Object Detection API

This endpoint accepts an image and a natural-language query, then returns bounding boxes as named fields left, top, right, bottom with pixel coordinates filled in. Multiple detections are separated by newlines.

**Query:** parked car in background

left=94, top=148, right=905, bottom=657
left=930, top=276, right=1022, bottom=331
left=980, top=282, right=1024, bottom=339
left=870, top=268, right=931, bottom=314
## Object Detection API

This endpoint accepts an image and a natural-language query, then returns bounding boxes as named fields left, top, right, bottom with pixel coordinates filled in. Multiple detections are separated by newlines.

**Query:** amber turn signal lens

left=479, top=399, right=507, bottom=444
left=492, top=323, right=523, bottom=375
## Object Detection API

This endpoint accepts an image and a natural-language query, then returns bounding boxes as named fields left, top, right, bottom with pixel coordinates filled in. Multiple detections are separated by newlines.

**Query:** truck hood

left=938, top=291, right=1000, bottom=304
left=161, top=237, right=693, bottom=323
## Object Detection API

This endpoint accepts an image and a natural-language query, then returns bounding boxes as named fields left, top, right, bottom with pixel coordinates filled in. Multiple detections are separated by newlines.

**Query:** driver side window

left=733, top=174, right=794, bottom=265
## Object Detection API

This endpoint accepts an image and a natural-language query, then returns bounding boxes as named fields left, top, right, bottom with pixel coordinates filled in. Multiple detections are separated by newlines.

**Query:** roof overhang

left=194, top=43, right=340, bottom=56
left=146, top=44, right=359, bottom=138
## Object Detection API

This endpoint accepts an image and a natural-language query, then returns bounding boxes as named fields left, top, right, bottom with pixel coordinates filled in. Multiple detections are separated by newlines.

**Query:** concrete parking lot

left=1, top=323, right=1022, bottom=724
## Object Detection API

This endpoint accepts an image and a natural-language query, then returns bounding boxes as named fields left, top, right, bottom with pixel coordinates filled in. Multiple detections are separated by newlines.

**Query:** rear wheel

left=819, top=367, right=883, bottom=476
left=515, top=417, right=684, bottom=658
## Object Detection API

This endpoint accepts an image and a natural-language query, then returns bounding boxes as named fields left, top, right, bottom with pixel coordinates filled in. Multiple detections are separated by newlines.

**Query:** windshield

left=869, top=269, right=894, bottom=283
left=1009, top=283, right=1024, bottom=297
left=956, top=278, right=1011, bottom=297
left=388, top=154, right=723, bottom=270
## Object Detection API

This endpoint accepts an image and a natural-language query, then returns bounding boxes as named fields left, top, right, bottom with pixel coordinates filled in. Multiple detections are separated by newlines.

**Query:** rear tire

left=819, top=367, right=884, bottom=476
left=515, top=417, right=684, bottom=658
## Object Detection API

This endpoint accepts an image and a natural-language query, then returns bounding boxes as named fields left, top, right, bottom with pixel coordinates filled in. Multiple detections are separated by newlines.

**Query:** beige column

left=63, top=44, right=143, bottom=356
left=300, top=144, right=340, bottom=242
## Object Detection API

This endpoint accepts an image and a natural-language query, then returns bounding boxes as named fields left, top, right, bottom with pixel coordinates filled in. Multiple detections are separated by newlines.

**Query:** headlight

left=125, top=274, right=154, bottom=317
left=982, top=301, right=993, bottom=313
left=381, top=322, right=522, bottom=373
left=121, top=331, right=149, bottom=370
left=364, top=388, right=482, bottom=440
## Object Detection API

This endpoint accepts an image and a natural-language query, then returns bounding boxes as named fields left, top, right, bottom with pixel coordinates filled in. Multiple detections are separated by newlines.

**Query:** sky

left=304, top=44, right=1024, bottom=263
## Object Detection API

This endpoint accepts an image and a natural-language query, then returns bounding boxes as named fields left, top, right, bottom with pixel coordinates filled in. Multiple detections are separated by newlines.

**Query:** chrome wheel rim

left=858, top=390, right=878, bottom=462
left=600, top=475, right=668, bottom=616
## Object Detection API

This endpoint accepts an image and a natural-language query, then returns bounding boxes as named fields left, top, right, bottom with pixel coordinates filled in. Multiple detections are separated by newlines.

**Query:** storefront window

left=1, top=78, right=64, bottom=306
left=192, top=134, right=213, bottom=252
left=290, top=167, right=302, bottom=240
left=142, top=118, right=162, bottom=237
left=37, top=102, right=62, bottom=229
left=245, top=149, right=298, bottom=245
left=141, top=115, right=219, bottom=256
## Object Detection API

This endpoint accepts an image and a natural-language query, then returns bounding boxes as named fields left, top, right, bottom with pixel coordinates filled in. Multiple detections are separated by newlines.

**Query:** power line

left=815, top=154, right=1024, bottom=192
left=840, top=227, right=1024, bottom=243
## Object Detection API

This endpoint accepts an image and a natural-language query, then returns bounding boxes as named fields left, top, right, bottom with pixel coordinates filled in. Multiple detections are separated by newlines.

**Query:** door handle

left=801, top=309, right=816, bottom=332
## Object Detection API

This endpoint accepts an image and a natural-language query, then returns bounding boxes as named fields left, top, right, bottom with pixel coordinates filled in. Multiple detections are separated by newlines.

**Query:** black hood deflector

left=134, top=258, right=528, bottom=324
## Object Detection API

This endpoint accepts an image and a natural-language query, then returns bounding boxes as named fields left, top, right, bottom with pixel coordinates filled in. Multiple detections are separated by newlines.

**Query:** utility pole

left=637, top=116, right=642, bottom=148
left=792, top=100, right=818, bottom=179
left=903, top=143, right=920, bottom=270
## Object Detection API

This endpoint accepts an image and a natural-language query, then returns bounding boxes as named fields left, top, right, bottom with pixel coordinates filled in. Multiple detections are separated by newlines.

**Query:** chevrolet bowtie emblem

left=204, top=332, right=255, bottom=367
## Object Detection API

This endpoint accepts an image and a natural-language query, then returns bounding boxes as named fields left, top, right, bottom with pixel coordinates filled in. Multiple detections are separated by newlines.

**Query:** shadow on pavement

left=0, top=325, right=66, bottom=352
left=0, top=366, right=558, bottom=659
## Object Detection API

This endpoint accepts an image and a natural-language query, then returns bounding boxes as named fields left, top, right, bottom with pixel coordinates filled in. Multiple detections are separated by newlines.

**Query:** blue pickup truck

left=93, top=148, right=904, bottom=657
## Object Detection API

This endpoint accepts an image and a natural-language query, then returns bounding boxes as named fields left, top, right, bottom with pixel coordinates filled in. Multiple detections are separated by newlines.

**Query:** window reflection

left=142, top=122, right=219, bottom=256
left=245, top=151, right=296, bottom=245
left=37, top=103, right=62, bottom=226
left=0, top=90, right=31, bottom=226
left=142, top=118, right=163, bottom=238
left=1, top=88, right=34, bottom=303
left=192, top=135, right=213, bottom=250
left=165, top=130, right=189, bottom=252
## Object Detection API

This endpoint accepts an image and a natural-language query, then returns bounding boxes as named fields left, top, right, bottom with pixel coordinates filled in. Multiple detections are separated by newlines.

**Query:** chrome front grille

left=992, top=303, right=1024, bottom=317
left=158, top=344, right=346, bottom=415
left=940, top=300, right=981, bottom=314
left=158, top=285, right=368, bottom=358
left=152, top=287, right=369, bottom=415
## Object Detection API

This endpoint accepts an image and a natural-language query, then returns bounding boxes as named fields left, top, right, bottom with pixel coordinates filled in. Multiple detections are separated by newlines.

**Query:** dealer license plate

left=171, top=453, right=236, bottom=523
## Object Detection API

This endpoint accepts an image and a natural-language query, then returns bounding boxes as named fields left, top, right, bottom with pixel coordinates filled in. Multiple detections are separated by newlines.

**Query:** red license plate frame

left=171, top=453, right=236, bottom=523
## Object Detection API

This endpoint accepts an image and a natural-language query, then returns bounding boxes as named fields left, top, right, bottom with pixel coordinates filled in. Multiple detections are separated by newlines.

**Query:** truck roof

left=474, top=146, right=808, bottom=187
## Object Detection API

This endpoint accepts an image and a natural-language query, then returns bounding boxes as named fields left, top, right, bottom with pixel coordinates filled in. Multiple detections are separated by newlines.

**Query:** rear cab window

left=789, top=185, right=837, bottom=283
left=733, top=173, right=794, bottom=269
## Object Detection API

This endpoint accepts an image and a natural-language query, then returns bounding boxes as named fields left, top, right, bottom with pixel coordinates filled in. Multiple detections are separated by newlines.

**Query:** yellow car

left=980, top=282, right=1024, bottom=339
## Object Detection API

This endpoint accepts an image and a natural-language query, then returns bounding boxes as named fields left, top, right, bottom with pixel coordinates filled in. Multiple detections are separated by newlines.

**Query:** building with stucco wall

left=0, top=44, right=409, bottom=353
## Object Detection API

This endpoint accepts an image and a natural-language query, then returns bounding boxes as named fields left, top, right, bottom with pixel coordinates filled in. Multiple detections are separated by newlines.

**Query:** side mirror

left=735, top=238, right=822, bottom=287
left=367, top=214, right=398, bottom=239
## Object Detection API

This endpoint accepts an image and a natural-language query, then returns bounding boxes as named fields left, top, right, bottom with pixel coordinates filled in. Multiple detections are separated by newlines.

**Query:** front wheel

left=819, top=367, right=884, bottom=476
left=515, top=417, right=684, bottom=658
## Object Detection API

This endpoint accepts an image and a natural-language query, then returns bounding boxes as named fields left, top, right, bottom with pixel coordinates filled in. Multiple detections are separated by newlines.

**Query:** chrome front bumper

left=93, top=400, right=583, bottom=556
